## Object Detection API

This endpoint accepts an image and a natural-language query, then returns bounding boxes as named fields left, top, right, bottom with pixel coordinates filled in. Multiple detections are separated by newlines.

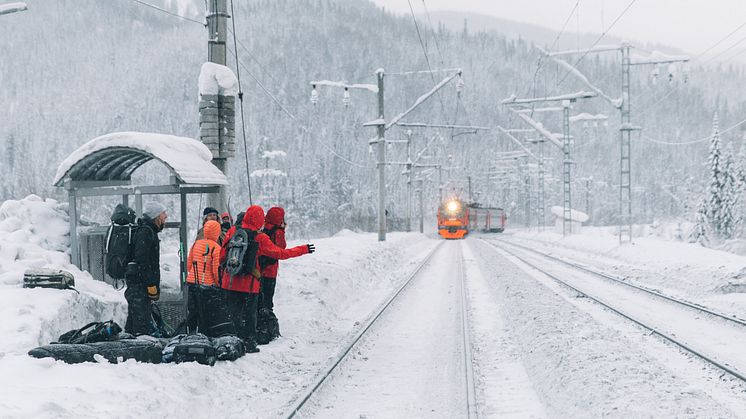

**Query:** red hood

left=265, top=207, right=285, bottom=226
left=241, top=205, right=265, bottom=230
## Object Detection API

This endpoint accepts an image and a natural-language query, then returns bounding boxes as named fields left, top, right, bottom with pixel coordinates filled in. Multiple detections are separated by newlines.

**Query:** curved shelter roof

left=53, top=132, right=228, bottom=186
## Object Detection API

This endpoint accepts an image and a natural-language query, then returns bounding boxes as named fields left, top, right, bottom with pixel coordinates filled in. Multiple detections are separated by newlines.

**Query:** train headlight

left=446, top=200, right=460, bottom=214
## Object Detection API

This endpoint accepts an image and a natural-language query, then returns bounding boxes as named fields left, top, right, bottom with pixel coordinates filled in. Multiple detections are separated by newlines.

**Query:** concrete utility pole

left=542, top=44, right=688, bottom=243
left=376, top=70, right=386, bottom=241
left=206, top=0, right=229, bottom=212
left=418, top=178, right=424, bottom=233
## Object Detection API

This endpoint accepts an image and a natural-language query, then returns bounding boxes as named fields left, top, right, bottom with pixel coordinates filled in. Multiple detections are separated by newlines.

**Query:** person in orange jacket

left=258, top=207, right=287, bottom=312
left=219, top=205, right=315, bottom=352
left=185, top=220, right=234, bottom=336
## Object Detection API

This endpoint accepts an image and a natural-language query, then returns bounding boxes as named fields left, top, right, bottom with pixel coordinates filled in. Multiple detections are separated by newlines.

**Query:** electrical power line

left=421, top=0, right=444, bottom=65
left=636, top=19, right=746, bottom=112
left=406, top=0, right=451, bottom=125
left=126, top=0, right=206, bottom=26
left=641, top=116, right=746, bottom=146
left=229, top=0, right=253, bottom=204
left=525, top=0, right=580, bottom=99
left=554, top=0, right=637, bottom=89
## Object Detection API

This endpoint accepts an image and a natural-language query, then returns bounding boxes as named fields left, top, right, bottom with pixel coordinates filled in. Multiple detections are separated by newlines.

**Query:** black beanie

left=203, top=207, right=219, bottom=217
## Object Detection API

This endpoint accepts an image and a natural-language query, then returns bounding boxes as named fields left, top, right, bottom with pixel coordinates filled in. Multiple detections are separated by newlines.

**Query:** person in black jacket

left=124, top=201, right=167, bottom=336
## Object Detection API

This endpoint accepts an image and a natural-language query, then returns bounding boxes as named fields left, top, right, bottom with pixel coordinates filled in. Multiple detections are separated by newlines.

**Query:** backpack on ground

left=55, top=320, right=122, bottom=344
left=256, top=308, right=280, bottom=345
left=105, top=203, right=137, bottom=280
left=172, top=333, right=217, bottom=366
left=23, top=268, right=77, bottom=293
left=214, top=335, right=246, bottom=361
left=224, top=228, right=259, bottom=282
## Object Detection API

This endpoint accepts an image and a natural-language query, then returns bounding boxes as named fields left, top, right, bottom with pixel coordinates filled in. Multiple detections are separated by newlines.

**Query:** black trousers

left=260, top=277, right=276, bottom=311
left=124, top=280, right=155, bottom=336
left=224, top=290, right=258, bottom=341
left=187, top=284, right=235, bottom=337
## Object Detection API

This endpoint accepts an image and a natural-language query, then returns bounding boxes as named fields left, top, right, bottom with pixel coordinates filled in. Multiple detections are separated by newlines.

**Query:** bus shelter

left=53, top=132, right=229, bottom=289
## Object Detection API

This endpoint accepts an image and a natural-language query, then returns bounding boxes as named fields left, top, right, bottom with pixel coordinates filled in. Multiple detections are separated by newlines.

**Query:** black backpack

left=225, top=228, right=259, bottom=283
left=55, top=321, right=123, bottom=344
left=256, top=308, right=280, bottom=345
left=105, top=204, right=137, bottom=280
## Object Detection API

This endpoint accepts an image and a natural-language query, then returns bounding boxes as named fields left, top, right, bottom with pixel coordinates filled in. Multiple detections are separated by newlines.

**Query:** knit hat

left=203, top=207, right=219, bottom=217
left=143, top=202, right=167, bottom=219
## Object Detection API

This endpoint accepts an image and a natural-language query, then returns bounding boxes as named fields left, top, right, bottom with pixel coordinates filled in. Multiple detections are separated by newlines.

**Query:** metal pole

left=620, top=43, right=633, bottom=243
left=438, top=165, right=443, bottom=202
left=406, top=130, right=412, bottom=232
left=206, top=0, right=229, bottom=213
left=376, top=69, right=387, bottom=241
left=468, top=176, right=472, bottom=202
left=418, top=179, right=424, bottom=233
left=68, top=188, right=80, bottom=268
left=538, top=142, right=545, bottom=229
left=563, top=99, right=572, bottom=236
left=523, top=156, right=531, bottom=228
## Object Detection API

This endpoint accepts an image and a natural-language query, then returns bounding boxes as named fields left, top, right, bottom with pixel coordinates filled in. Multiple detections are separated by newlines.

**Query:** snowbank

left=0, top=203, right=440, bottom=418
left=0, top=195, right=126, bottom=354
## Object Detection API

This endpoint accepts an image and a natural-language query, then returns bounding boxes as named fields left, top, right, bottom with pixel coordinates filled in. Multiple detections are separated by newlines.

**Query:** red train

left=437, top=199, right=506, bottom=239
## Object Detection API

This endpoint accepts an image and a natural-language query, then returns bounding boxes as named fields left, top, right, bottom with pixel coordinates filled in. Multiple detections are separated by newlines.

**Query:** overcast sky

left=372, top=0, right=746, bottom=61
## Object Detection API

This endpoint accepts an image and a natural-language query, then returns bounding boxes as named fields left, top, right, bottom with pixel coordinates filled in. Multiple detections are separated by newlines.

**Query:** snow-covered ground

left=5, top=196, right=746, bottom=418
left=502, top=226, right=746, bottom=320
left=0, top=195, right=440, bottom=418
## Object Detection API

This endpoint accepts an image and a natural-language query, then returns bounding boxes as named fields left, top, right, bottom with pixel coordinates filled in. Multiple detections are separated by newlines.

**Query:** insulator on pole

left=311, top=85, right=319, bottom=105
left=343, top=87, right=351, bottom=107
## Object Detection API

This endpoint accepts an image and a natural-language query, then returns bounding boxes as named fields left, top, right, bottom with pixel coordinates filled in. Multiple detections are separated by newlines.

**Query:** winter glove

left=147, top=285, right=160, bottom=301
left=306, top=244, right=315, bottom=254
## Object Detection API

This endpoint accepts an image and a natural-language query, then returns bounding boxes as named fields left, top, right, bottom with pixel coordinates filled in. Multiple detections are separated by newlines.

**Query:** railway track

left=484, top=238, right=746, bottom=384
left=493, top=238, right=746, bottom=328
left=285, top=240, right=479, bottom=418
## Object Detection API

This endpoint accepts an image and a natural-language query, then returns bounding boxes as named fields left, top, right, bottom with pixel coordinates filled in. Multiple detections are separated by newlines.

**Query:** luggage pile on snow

left=28, top=321, right=247, bottom=366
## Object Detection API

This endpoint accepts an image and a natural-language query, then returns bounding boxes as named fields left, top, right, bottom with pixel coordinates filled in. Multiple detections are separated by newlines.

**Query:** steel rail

left=284, top=241, right=445, bottom=418
left=457, top=242, right=479, bottom=418
left=483, top=239, right=746, bottom=384
left=496, top=238, right=746, bottom=328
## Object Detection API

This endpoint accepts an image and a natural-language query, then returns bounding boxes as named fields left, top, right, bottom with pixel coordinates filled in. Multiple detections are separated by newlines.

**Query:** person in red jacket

left=258, top=207, right=286, bottom=312
left=219, top=205, right=314, bottom=352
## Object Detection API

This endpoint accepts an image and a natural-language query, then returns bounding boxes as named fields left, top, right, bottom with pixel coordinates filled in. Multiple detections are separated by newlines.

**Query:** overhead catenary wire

left=636, top=19, right=746, bottom=113
left=641, top=115, right=746, bottom=146
left=228, top=0, right=253, bottom=204
left=127, top=0, right=206, bottom=26
left=554, top=0, right=638, bottom=89
left=406, top=0, right=451, bottom=126
left=421, top=0, right=445, bottom=65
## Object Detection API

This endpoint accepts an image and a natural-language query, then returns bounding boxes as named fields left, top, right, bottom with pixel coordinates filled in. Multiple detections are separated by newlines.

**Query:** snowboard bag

left=56, top=321, right=122, bottom=344
left=28, top=338, right=162, bottom=364
left=23, top=268, right=77, bottom=293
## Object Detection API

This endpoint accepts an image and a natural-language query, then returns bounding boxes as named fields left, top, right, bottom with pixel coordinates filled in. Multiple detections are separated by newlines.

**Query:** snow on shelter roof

left=53, top=132, right=228, bottom=186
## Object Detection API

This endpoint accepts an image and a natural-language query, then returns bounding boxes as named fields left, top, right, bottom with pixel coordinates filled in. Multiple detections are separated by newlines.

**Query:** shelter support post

left=122, top=195, right=129, bottom=207
left=135, top=191, right=143, bottom=218
left=180, top=192, right=188, bottom=318
left=68, top=189, right=80, bottom=268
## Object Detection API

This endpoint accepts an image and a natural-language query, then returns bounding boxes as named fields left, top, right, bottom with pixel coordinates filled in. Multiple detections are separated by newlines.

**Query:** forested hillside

left=2, top=0, right=745, bottom=236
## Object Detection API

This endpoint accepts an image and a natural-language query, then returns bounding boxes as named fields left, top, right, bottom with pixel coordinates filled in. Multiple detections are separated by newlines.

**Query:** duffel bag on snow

left=28, top=338, right=162, bottom=364
left=23, top=268, right=77, bottom=293
left=172, top=333, right=217, bottom=366
left=256, top=308, right=280, bottom=345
